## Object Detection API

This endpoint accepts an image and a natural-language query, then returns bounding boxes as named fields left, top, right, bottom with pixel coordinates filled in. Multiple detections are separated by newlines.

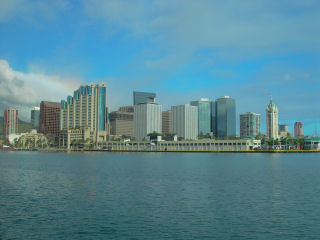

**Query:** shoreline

left=4, top=148, right=320, bottom=153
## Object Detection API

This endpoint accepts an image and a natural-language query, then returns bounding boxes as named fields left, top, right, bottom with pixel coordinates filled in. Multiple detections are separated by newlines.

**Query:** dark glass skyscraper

left=133, top=91, right=156, bottom=105
left=215, top=96, right=236, bottom=138
left=31, top=107, right=40, bottom=130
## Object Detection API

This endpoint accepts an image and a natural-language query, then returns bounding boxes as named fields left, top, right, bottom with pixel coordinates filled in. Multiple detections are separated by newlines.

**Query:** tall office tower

left=211, top=100, right=216, bottom=136
left=109, top=106, right=134, bottom=137
left=215, top=96, right=236, bottom=138
left=172, top=104, right=198, bottom=140
left=133, top=91, right=156, bottom=105
left=190, top=98, right=211, bottom=136
left=266, top=99, right=279, bottom=139
left=134, top=103, right=162, bottom=141
left=39, top=101, right=61, bottom=138
left=239, top=112, right=261, bottom=138
left=31, top=106, right=40, bottom=130
left=60, top=83, right=107, bottom=140
left=162, top=110, right=172, bottom=134
left=294, top=122, right=303, bottom=137
left=3, top=107, right=18, bottom=137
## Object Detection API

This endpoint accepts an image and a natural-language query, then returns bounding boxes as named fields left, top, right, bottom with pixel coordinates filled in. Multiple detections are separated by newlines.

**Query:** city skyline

left=0, top=1, right=319, bottom=135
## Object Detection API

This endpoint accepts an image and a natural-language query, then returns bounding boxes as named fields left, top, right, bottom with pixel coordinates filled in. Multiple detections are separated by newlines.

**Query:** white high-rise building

left=172, top=104, right=198, bottom=140
left=134, top=103, right=162, bottom=141
left=266, top=99, right=279, bottom=139
left=240, top=112, right=261, bottom=138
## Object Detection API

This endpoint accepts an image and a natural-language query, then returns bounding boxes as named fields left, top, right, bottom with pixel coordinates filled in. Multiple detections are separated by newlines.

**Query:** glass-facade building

left=190, top=98, right=211, bottom=136
left=31, top=107, right=40, bottom=130
left=215, top=96, right=236, bottom=138
left=60, top=82, right=107, bottom=133
left=133, top=91, right=156, bottom=105
left=211, top=101, right=216, bottom=136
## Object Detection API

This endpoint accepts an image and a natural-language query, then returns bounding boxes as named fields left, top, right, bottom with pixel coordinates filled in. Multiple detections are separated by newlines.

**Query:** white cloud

left=0, top=59, right=79, bottom=120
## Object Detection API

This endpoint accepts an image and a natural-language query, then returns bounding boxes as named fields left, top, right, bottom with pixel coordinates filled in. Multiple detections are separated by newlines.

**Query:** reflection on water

left=0, top=152, right=320, bottom=239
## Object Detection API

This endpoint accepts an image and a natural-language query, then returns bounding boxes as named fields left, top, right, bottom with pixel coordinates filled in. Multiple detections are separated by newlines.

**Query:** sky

left=0, top=0, right=319, bottom=135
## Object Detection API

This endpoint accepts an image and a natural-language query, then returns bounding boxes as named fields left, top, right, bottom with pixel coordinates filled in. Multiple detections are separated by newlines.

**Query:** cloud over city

left=0, top=59, right=78, bottom=119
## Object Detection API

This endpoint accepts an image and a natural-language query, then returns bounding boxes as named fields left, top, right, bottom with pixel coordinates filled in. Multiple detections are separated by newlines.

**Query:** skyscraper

left=240, top=112, right=260, bottom=138
left=31, top=106, right=40, bottom=130
left=294, top=122, right=303, bottom=137
left=172, top=104, right=198, bottom=140
left=39, top=101, right=61, bottom=138
left=190, top=98, right=211, bottom=136
left=133, top=91, right=156, bottom=105
left=266, top=99, right=279, bottom=139
left=134, top=103, right=162, bottom=140
left=3, top=107, right=18, bottom=137
left=215, top=96, right=236, bottom=138
left=162, top=110, right=172, bottom=135
left=211, top=100, right=216, bottom=136
left=60, top=82, right=107, bottom=137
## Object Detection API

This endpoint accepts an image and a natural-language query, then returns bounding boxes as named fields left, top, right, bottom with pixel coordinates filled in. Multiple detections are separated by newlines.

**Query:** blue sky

left=0, top=0, right=319, bottom=135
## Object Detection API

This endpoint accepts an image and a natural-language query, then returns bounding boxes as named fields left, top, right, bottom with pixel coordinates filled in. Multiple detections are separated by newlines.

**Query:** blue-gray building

left=133, top=91, right=156, bottom=105
left=31, top=106, right=40, bottom=130
left=215, top=96, right=236, bottom=138
left=190, top=98, right=211, bottom=136
left=211, top=101, right=216, bottom=136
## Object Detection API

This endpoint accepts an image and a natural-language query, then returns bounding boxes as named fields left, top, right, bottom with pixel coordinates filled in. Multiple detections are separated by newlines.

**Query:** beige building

left=3, top=107, right=18, bottom=137
left=18, top=132, right=48, bottom=148
left=162, top=110, right=172, bottom=134
left=266, top=99, right=279, bottom=139
left=60, top=82, right=107, bottom=143
left=294, top=122, right=303, bottom=137
left=109, top=106, right=134, bottom=137
left=59, top=126, right=98, bottom=149
left=102, top=139, right=261, bottom=152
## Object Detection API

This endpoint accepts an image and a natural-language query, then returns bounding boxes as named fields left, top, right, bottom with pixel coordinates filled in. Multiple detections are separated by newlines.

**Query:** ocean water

left=0, top=151, right=320, bottom=239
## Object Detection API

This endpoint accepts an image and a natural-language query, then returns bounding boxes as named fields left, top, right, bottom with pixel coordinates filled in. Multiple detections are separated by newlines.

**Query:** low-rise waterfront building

left=18, top=132, right=48, bottom=148
left=303, top=138, right=320, bottom=150
left=59, top=126, right=97, bottom=149
left=100, top=139, right=261, bottom=152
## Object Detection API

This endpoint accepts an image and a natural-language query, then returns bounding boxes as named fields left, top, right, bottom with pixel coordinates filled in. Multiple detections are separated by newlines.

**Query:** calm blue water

left=1, top=152, right=320, bottom=239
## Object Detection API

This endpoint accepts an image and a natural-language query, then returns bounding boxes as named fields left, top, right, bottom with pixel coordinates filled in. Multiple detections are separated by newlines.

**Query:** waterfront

left=1, top=152, right=320, bottom=239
